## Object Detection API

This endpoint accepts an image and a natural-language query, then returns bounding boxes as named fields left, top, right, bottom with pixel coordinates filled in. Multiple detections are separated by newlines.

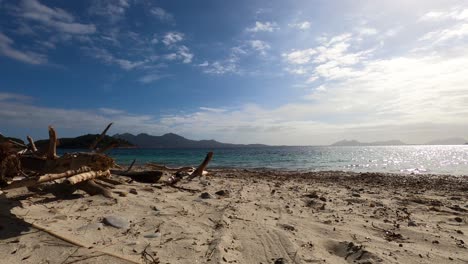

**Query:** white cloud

left=198, top=61, right=209, bottom=67
left=177, top=45, right=193, bottom=63
left=89, top=0, right=130, bottom=23
left=288, top=21, right=311, bottom=30
left=83, top=47, right=147, bottom=70
left=150, top=7, right=174, bottom=22
left=20, top=0, right=96, bottom=34
left=199, top=107, right=227, bottom=113
left=246, top=21, right=278, bottom=32
left=420, top=8, right=468, bottom=21
left=139, top=73, right=169, bottom=84
left=282, top=49, right=317, bottom=64
left=99, top=108, right=125, bottom=115
left=249, top=40, right=270, bottom=55
left=163, top=46, right=193, bottom=64
left=0, top=32, right=47, bottom=64
left=201, top=60, right=238, bottom=75
left=162, top=32, right=184, bottom=46
left=420, top=23, right=468, bottom=43
left=356, top=27, right=378, bottom=36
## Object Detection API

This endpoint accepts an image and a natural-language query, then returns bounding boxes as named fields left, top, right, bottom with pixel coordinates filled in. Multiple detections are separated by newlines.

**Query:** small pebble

left=103, top=216, right=130, bottom=229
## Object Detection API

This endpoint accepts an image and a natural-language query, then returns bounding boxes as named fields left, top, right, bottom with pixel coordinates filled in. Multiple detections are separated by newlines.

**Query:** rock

left=215, top=190, right=230, bottom=196
left=279, top=223, right=295, bottom=231
left=351, top=193, right=361, bottom=197
left=408, top=220, right=417, bottom=227
left=200, top=192, right=213, bottom=199
left=129, top=188, right=138, bottom=195
left=319, top=197, right=327, bottom=202
left=274, top=258, right=286, bottom=264
left=103, top=216, right=130, bottom=229
left=144, top=232, right=161, bottom=238
left=454, top=217, right=463, bottom=223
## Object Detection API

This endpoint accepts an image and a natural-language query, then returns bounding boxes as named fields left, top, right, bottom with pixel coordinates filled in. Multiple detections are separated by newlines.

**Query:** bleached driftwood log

left=47, top=126, right=58, bottom=160
left=27, top=136, right=38, bottom=153
left=3, top=167, right=92, bottom=190
left=167, top=152, right=214, bottom=185
left=65, top=170, right=110, bottom=185
left=188, top=151, right=213, bottom=180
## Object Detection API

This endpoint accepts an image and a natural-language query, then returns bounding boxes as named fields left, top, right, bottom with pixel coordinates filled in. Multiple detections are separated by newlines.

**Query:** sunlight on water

left=63, top=145, right=468, bottom=175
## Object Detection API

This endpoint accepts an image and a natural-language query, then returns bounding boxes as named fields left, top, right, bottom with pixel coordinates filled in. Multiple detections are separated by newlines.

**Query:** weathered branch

left=76, top=180, right=113, bottom=198
left=27, top=136, right=38, bottom=152
left=188, top=152, right=213, bottom=180
left=146, top=162, right=193, bottom=172
left=110, top=169, right=163, bottom=183
left=47, top=126, right=58, bottom=160
left=65, top=170, right=110, bottom=185
left=3, top=167, right=92, bottom=190
left=89, top=123, right=113, bottom=150
left=8, top=139, right=27, bottom=148
left=126, top=159, right=136, bottom=172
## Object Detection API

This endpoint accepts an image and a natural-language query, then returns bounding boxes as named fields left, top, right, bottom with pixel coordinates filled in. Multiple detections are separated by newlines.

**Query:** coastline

left=1, top=168, right=467, bottom=263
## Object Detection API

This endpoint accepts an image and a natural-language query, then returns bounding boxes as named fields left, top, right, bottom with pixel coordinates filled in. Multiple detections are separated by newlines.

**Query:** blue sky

left=1, top=0, right=468, bottom=145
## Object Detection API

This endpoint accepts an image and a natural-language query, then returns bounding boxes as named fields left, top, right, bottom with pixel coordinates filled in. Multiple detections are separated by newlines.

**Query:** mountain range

left=113, top=133, right=268, bottom=148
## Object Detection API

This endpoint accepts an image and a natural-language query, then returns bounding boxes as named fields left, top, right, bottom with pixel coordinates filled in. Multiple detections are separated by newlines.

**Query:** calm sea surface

left=72, top=145, right=468, bottom=175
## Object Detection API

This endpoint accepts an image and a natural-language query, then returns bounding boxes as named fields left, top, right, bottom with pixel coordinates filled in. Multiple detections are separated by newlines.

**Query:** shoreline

left=1, top=169, right=467, bottom=263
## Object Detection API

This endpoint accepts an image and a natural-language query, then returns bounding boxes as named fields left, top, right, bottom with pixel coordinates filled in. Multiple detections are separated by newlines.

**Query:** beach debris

left=110, top=169, right=163, bottom=183
left=200, top=192, right=213, bottom=199
left=141, top=244, right=160, bottom=264
left=166, top=151, right=214, bottom=185
left=103, top=215, right=130, bottom=229
left=371, top=222, right=405, bottom=242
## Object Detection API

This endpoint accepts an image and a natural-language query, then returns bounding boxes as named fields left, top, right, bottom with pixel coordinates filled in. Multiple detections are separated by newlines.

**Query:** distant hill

left=0, top=134, right=25, bottom=145
left=425, top=137, right=467, bottom=145
left=114, top=133, right=269, bottom=148
left=331, top=139, right=406, bottom=146
left=35, top=134, right=134, bottom=149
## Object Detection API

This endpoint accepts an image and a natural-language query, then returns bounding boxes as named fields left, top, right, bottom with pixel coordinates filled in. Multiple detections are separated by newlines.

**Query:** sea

left=81, top=145, right=468, bottom=176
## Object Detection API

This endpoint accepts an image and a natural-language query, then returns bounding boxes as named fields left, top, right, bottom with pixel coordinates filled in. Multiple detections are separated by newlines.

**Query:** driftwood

left=4, top=167, right=92, bottom=190
left=167, top=152, right=214, bottom=185
left=65, top=170, right=110, bottom=185
left=76, top=180, right=113, bottom=198
left=110, top=169, right=163, bottom=183
left=47, top=126, right=58, bottom=160
left=188, top=152, right=213, bottom=180
left=20, top=152, right=115, bottom=174
left=89, top=123, right=113, bottom=151
left=27, top=136, right=38, bottom=152
left=146, top=163, right=193, bottom=172
left=127, top=159, right=136, bottom=172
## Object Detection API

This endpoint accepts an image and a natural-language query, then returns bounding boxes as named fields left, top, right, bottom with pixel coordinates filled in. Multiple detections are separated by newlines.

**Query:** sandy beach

left=1, top=169, right=467, bottom=264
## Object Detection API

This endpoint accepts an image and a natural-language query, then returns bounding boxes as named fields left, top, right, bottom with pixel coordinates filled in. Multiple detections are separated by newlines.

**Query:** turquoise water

left=74, top=145, right=468, bottom=175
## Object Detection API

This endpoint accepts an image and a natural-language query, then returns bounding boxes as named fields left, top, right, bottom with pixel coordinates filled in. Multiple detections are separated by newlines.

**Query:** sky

left=1, top=0, right=468, bottom=145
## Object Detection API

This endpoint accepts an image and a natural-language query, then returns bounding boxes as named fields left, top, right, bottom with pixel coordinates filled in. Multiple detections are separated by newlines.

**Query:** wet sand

left=1, top=169, right=467, bottom=263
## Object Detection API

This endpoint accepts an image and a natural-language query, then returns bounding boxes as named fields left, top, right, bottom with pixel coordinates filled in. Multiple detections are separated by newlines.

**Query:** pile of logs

left=0, top=124, right=214, bottom=198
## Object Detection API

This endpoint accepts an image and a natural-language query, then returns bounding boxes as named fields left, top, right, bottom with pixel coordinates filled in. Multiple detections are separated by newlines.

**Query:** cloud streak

left=20, top=0, right=96, bottom=34
left=0, top=32, right=47, bottom=64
